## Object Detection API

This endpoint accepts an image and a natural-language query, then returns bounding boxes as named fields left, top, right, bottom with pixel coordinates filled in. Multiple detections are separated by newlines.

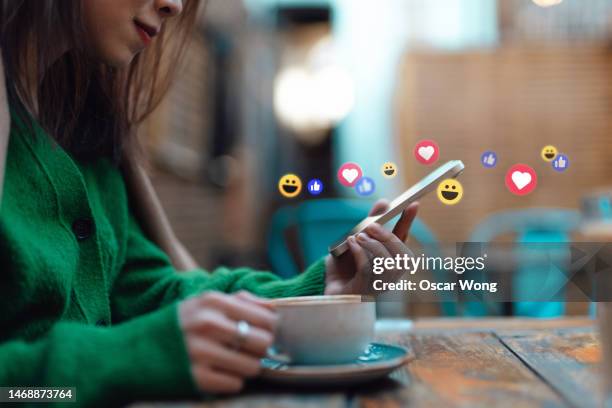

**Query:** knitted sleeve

left=0, top=304, right=200, bottom=406
left=110, top=214, right=326, bottom=323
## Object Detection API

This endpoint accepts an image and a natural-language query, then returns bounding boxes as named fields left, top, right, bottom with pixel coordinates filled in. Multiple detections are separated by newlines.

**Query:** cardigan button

left=72, top=218, right=94, bottom=241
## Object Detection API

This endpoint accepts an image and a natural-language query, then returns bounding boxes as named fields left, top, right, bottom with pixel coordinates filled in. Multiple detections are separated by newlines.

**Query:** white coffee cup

left=270, top=295, right=375, bottom=365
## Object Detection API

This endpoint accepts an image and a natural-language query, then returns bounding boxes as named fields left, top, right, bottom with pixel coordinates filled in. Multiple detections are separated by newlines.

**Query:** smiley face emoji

left=541, top=145, right=558, bottom=162
left=437, top=179, right=463, bottom=205
left=278, top=174, right=302, bottom=198
left=381, top=162, right=398, bottom=179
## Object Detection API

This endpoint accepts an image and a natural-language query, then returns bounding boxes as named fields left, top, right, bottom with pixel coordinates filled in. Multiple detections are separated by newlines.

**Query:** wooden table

left=135, top=317, right=603, bottom=408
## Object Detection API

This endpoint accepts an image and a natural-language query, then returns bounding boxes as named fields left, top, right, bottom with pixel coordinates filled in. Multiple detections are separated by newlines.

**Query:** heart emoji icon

left=511, top=171, right=532, bottom=190
left=342, top=169, right=359, bottom=184
left=505, top=164, right=537, bottom=196
left=418, top=146, right=435, bottom=161
left=337, top=163, right=363, bottom=187
left=414, top=140, right=439, bottom=164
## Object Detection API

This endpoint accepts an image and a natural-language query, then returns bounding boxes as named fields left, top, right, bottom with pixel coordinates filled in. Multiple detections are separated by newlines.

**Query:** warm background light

left=532, top=0, right=563, bottom=7
left=273, top=36, right=355, bottom=140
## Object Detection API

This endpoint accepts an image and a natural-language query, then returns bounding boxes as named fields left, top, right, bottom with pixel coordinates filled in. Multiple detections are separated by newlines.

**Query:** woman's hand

left=324, top=200, right=419, bottom=295
left=178, top=291, right=277, bottom=394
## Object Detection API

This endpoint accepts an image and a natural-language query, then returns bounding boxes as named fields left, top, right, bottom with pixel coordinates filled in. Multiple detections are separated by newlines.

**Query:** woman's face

left=82, top=0, right=183, bottom=67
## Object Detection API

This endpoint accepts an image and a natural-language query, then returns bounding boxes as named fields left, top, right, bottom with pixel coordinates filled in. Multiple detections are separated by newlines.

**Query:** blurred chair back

left=268, top=199, right=439, bottom=276
left=267, top=205, right=301, bottom=278
left=464, top=208, right=581, bottom=317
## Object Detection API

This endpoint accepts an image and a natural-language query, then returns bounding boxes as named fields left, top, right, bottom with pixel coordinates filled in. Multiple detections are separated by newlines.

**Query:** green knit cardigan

left=0, top=112, right=326, bottom=406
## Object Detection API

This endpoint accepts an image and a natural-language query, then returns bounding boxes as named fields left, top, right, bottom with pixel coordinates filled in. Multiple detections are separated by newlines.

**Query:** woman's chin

left=109, top=54, right=137, bottom=68
left=97, top=47, right=138, bottom=68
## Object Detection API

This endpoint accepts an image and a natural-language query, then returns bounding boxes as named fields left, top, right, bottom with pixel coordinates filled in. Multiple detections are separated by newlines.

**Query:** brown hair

left=0, top=0, right=202, bottom=163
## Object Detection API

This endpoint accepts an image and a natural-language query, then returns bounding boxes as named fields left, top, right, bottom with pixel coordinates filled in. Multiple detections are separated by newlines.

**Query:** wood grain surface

left=353, top=331, right=565, bottom=408
left=132, top=318, right=600, bottom=408
left=500, top=328, right=602, bottom=408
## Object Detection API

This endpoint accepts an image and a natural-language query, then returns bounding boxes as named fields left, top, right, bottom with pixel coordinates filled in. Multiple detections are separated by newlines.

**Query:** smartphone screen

left=329, top=160, right=465, bottom=257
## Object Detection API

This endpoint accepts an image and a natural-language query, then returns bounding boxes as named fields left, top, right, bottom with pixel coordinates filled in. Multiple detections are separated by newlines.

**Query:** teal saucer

left=260, top=343, right=412, bottom=386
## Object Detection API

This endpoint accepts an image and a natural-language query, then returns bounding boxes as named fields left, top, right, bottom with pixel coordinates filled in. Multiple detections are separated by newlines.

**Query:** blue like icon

left=355, top=177, right=376, bottom=196
left=481, top=151, right=497, bottom=168
left=552, top=154, right=569, bottom=172
left=307, top=179, right=324, bottom=195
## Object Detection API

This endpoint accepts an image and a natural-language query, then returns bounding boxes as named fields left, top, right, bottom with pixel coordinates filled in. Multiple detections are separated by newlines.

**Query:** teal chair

left=267, top=199, right=439, bottom=275
left=465, top=209, right=581, bottom=317
left=267, top=205, right=301, bottom=278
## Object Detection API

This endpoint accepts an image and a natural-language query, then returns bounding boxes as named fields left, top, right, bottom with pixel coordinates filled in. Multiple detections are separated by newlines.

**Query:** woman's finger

left=348, top=235, right=370, bottom=272
left=364, top=223, right=404, bottom=254
left=363, top=224, right=414, bottom=283
left=368, top=199, right=390, bottom=216
left=191, top=310, right=273, bottom=357
left=348, top=236, right=374, bottom=293
left=200, top=293, right=278, bottom=332
left=364, top=222, right=415, bottom=259
left=192, top=365, right=244, bottom=394
left=235, top=291, right=276, bottom=311
left=356, top=232, right=392, bottom=259
left=189, top=338, right=262, bottom=378
left=391, top=202, right=419, bottom=242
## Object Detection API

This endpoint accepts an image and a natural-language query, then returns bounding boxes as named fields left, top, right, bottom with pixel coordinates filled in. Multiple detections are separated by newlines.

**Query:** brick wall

left=395, top=45, right=612, bottom=243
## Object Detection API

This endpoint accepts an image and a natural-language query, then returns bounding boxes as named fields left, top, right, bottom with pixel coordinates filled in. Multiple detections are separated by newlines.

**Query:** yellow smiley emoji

left=541, top=145, right=558, bottom=162
left=437, top=179, right=463, bottom=205
left=381, top=162, right=398, bottom=179
left=278, top=174, right=302, bottom=198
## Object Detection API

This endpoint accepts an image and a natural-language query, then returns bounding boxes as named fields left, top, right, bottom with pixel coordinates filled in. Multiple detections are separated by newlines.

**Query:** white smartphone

left=329, top=160, right=465, bottom=257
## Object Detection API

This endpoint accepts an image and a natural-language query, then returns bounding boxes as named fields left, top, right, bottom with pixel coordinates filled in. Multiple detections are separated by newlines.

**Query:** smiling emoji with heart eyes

left=541, top=145, right=558, bottom=162
left=278, top=174, right=302, bottom=198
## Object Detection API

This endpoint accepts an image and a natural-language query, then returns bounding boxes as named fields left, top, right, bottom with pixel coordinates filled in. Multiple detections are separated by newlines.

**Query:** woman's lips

left=134, top=20, right=158, bottom=47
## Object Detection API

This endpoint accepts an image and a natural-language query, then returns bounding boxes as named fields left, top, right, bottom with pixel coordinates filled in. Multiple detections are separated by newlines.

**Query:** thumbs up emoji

left=355, top=177, right=376, bottom=196
left=481, top=151, right=498, bottom=168
left=552, top=154, right=569, bottom=172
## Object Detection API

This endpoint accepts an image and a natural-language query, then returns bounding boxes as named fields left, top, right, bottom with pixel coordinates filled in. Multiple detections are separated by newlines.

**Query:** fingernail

left=357, top=233, right=368, bottom=242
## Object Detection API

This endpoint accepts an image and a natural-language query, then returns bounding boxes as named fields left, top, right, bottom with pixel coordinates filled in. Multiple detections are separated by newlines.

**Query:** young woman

left=0, top=0, right=418, bottom=405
